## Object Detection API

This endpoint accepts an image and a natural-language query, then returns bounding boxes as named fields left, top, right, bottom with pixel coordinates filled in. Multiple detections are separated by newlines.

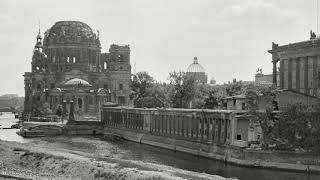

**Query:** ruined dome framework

left=41, top=21, right=101, bottom=73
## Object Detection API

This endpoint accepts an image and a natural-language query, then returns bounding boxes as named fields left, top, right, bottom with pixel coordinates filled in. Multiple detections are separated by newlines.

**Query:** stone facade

left=24, top=21, right=131, bottom=119
left=268, top=38, right=320, bottom=97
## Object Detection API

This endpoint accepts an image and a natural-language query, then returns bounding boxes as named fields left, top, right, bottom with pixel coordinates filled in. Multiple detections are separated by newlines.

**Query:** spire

left=34, top=20, right=43, bottom=52
left=36, top=20, right=42, bottom=40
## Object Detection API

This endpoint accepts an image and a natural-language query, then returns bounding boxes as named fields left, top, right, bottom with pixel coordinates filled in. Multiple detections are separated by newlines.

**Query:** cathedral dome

left=43, top=21, right=99, bottom=46
left=187, top=57, right=205, bottom=73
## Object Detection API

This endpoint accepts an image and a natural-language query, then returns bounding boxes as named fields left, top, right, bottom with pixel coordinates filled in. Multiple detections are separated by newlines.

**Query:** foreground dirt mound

left=0, top=140, right=234, bottom=180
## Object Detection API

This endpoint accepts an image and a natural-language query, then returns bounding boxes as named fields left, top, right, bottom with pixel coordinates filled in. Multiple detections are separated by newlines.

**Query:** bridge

left=0, top=107, right=15, bottom=112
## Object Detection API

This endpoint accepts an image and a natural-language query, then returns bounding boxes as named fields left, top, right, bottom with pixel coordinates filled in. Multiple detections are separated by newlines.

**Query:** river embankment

left=98, top=126, right=320, bottom=174
left=0, top=136, right=233, bottom=180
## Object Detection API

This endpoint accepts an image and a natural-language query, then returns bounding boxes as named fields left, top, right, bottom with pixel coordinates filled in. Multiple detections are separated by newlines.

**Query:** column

left=280, top=60, right=284, bottom=89
left=272, top=53, right=279, bottom=86
left=283, top=59, right=289, bottom=89
left=304, top=57, right=309, bottom=94
left=218, top=119, right=222, bottom=144
left=212, top=118, right=216, bottom=143
left=308, top=56, right=314, bottom=95
left=314, top=56, right=320, bottom=96
left=296, top=58, right=300, bottom=91
left=288, top=59, right=292, bottom=89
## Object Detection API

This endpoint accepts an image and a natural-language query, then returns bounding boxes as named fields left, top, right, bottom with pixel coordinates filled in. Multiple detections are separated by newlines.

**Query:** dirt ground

left=0, top=136, right=236, bottom=180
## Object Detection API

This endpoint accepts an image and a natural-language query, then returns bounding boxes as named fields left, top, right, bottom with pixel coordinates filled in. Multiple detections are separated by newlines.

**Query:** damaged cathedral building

left=24, top=21, right=131, bottom=119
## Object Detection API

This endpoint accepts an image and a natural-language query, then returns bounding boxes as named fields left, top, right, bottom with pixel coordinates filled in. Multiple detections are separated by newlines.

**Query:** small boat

left=11, top=123, right=20, bottom=129
left=17, top=127, right=45, bottom=138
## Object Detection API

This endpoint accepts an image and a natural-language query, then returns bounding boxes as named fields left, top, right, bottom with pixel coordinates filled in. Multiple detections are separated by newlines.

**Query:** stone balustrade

left=102, top=107, right=237, bottom=145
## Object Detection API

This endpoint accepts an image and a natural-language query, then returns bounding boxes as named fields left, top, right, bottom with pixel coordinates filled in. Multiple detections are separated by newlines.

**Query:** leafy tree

left=130, top=72, right=172, bottom=108
left=130, top=71, right=155, bottom=107
left=135, top=83, right=171, bottom=108
left=225, top=82, right=243, bottom=96
left=203, top=90, right=219, bottom=109
left=130, top=71, right=154, bottom=100
left=168, top=71, right=196, bottom=108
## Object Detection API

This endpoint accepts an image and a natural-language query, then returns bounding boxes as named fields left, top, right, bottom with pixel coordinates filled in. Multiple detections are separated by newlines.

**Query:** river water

left=0, top=113, right=319, bottom=180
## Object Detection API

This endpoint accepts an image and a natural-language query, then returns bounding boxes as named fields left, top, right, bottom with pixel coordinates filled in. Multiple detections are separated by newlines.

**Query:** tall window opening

left=78, top=98, right=82, bottom=109
left=104, top=62, right=107, bottom=69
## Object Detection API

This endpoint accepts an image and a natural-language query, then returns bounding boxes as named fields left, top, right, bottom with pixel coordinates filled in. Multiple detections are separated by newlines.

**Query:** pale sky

left=0, top=0, right=317, bottom=96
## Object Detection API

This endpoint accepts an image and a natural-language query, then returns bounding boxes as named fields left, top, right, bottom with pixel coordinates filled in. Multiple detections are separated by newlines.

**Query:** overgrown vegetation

left=252, top=105, right=320, bottom=153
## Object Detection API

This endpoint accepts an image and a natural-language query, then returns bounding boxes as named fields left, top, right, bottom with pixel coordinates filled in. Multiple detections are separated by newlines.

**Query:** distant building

left=186, top=57, right=207, bottom=84
left=209, top=77, right=216, bottom=85
left=254, top=68, right=274, bottom=86
left=224, top=89, right=320, bottom=111
left=24, top=21, right=131, bottom=119
left=268, top=31, right=320, bottom=97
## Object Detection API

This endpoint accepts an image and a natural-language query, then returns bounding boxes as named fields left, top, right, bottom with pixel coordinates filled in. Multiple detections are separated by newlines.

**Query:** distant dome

left=187, top=57, right=205, bottom=73
left=63, top=78, right=92, bottom=87
left=43, top=21, right=99, bottom=46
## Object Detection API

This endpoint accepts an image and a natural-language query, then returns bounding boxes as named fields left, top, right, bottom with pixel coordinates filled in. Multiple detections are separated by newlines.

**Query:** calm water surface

left=0, top=113, right=319, bottom=180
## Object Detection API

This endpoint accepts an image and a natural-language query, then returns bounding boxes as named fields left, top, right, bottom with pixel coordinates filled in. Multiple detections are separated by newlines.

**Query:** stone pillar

left=231, top=113, right=237, bottom=145
left=173, top=115, right=176, bottom=136
left=186, top=115, right=190, bottom=138
left=296, top=58, right=300, bottom=91
left=206, top=118, right=210, bottom=141
left=143, top=111, right=151, bottom=132
left=62, top=100, right=67, bottom=119
left=218, top=118, right=222, bottom=144
left=195, top=117, right=199, bottom=140
left=68, top=100, right=75, bottom=123
left=212, top=118, right=216, bottom=143
left=304, top=57, right=309, bottom=94
left=200, top=118, right=204, bottom=141
left=313, top=56, right=319, bottom=96
left=288, top=59, right=292, bottom=89
left=272, top=59, right=278, bottom=86
left=280, top=60, right=284, bottom=89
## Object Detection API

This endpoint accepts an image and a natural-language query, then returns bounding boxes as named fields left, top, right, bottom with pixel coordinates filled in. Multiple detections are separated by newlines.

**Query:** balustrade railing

left=102, top=107, right=236, bottom=145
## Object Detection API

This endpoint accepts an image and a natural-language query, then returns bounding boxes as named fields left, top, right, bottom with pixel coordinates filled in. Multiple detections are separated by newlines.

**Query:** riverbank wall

left=64, top=106, right=320, bottom=174
left=102, top=126, right=320, bottom=173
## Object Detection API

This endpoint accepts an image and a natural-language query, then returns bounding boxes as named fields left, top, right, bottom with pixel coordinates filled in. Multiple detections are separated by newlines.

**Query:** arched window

left=73, top=57, right=76, bottom=63
left=78, top=98, right=82, bottom=108
left=104, top=62, right=107, bottom=69
left=67, top=57, right=70, bottom=63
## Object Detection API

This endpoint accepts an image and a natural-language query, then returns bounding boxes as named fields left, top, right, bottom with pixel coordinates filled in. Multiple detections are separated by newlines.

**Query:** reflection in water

left=114, top=141, right=320, bottom=180
left=0, top=113, right=319, bottom=180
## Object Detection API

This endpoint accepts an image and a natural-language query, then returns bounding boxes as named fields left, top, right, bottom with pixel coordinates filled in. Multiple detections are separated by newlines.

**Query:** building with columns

left=24, top=21, right=131, bottom=119
left=268, top=33, right=320, bottom=97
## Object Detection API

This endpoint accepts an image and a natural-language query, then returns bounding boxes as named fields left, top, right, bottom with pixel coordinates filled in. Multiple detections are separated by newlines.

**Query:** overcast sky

left=0, top=0, right=317, bottom=96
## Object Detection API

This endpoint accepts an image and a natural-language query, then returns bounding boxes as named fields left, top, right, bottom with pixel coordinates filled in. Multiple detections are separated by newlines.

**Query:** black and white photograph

left=1, top=0, right=320, bottom=179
